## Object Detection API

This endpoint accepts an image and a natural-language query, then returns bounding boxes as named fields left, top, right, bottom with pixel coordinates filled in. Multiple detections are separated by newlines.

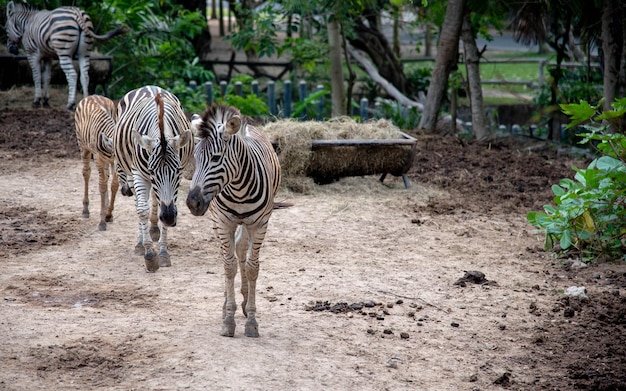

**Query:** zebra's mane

left=198, top=103, right=242, bottom=139
left=11, top=2, right=39, bottom=12
left=154, top=93, right=168, bottom=159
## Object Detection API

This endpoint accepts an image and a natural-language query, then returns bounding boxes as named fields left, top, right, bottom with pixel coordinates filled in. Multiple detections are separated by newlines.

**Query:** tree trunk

left=460, top=10, right=487, bottom=140
left=419, top=0, right=465, bottom=132
left=328, top=17, right=346, bottom=117
left=349, top=9, right=407, bottom=94
left=601, top=0, right=623, bottom=112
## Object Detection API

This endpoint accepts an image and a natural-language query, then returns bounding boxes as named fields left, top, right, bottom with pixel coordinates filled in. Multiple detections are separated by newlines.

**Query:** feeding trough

left=263, top=118, right=417, bottom=189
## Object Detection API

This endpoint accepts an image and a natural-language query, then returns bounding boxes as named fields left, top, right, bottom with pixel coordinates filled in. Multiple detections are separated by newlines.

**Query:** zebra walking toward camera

left=186, top=104, right=281, bottom=338
left=114, top=86, right=194, bottom=272
left=5, top=1, right=124, bottom=110
left=74, top=95, right=119, bottom=231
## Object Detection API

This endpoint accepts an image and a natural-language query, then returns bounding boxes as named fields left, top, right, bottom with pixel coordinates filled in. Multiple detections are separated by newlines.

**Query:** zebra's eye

left=210, top=154, right=221, bottom=163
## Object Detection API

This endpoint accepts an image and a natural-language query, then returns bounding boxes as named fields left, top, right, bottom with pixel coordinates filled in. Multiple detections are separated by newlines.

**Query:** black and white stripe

left=114, top=86, right=194, bottom=272
left=74, top=95, right=119, bottom=231
left=5, top=1, right=124, bottom=109
left=186, top=103, right=281, bottom=337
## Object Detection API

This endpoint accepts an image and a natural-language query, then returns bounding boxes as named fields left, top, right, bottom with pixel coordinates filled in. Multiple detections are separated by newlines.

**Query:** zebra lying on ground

left=4, top=1, right=124, bottom=110
left=186, top=104, right=282, bottom=337
left=114, top=86, right=194, bottom=273
left=74, top=95, right=119, bottom=231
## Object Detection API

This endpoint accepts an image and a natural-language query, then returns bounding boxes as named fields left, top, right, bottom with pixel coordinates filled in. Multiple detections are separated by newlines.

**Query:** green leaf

left=552, top=184, right=565, bottom=197
left=560, top=101, right=598, bottom=129
left=560, top=230, right=573, bottom=249
left=544, top=234, right=554, bottom=251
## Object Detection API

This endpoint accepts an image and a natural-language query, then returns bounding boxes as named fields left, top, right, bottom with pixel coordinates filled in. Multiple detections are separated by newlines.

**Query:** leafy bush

left=527, top=99, right=626, bottom=262
left=90, top=0, right=214, bottom=109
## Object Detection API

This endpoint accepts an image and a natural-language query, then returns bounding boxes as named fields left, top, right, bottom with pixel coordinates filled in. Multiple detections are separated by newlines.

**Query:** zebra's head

left=186, top=104, right=244, bottom=217
left=5, top=1, right=32, bottom=55
left=132, top=94, right=192, bottom=226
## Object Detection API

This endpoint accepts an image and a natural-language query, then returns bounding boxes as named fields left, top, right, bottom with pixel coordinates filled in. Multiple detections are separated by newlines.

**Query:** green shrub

left=527, top=99, right=626, bottom=262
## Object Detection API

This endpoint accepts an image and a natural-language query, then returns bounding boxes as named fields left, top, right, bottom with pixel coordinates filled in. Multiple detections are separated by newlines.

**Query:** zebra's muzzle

left=8, top=43, right=19, bottom=55
left=159, top=201, right=178, bottom=227
left=186, top=186, right=210, bottom=216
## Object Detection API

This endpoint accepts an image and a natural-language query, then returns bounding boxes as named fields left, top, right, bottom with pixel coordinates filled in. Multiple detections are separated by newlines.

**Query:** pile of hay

left=261, top=117, right=411, bottom=193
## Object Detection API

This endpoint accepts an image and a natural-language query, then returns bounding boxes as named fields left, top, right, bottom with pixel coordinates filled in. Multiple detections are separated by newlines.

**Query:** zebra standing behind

left=74, top=95, right=119, bottom=231
left=186, top=104, right=281, bottom=338
left=114, top=86, right=193, bottom=273
left=5, top=1, right=124, bottom=110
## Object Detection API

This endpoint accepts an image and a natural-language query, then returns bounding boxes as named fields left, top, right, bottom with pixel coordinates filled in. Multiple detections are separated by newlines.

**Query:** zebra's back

left=115, top=86, right=193, bottom=179
left=74, top=95, right=117, bottom=159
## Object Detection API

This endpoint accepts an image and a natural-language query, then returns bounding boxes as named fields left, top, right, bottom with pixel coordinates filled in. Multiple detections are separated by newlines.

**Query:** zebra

left=186, top=103, right=282, bottom=337
left=4, top=1, right=125, bottom=110
left=74, top=95, right=119, bottom=231
left=114, top=86, right=194, bottom=273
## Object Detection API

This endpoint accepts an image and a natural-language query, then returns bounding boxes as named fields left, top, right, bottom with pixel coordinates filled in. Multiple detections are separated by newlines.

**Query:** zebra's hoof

left=245, top=319, right=259, bottom=338
left=144, top=260, right=159, bottom=273
left=220, top=317, right=236, bottom=337
left=134, top=243, right=144, bottom=256
left=98, top=222, right=107, bottom=231
left=158, top=252, right=171, bottom=267
left=105, top=214, right=113, bottom=223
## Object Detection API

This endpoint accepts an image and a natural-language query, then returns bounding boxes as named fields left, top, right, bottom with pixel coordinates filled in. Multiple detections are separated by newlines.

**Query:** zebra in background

left=186, top=104, right=281, bottom=337
left=74, top=95, right=119, bottom=231
left=5, top=1, right=124, bottom=110
left=115, top=86, right=193, bottom=273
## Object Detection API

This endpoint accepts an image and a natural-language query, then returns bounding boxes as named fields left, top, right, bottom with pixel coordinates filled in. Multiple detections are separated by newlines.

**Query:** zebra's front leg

left=235, top=226, right=249, bottom=316
left=157, top=225, right=171, bottom=267
left=243, top=226, right=267, bottom=338
left=26, top=56, right=43, bottom=107
left=58, top=55, right=78, bottom=110
left=134, top=175, right=158, bottom=272
left=221, top=253, right=238, bottom=337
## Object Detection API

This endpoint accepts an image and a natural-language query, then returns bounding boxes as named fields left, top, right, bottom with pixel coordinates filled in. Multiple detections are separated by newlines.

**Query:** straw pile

left=261, top=117, right=414, bottom=193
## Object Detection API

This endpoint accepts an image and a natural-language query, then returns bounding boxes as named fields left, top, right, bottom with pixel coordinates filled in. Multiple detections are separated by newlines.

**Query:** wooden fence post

left=298, top=80, right=307, bottom=120
left=360, top=98, right=368, bottom=120
left=205, top=81, right=213, bottom=106
left=316, top=84, right=324, bottom=120
left=268, top=80, right=276, bottom=116
left=220, top=80, right=227, bottom=97
left=235, top=81, right=243, bottom=96
left=284, top=80, right=292, bottom=118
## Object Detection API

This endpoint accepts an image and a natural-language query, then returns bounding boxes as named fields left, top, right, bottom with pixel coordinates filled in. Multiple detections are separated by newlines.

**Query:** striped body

left=186, top=104, right=281, bottom=337
left=115, top=86, right=193, bottom=272
left=5, top=1, right=124, bottom=110
left=74, top=95, right=119, bottom=231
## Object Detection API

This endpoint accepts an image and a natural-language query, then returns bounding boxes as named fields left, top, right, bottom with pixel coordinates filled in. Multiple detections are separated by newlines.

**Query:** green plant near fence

left=527, top=98, right=626, bottom=263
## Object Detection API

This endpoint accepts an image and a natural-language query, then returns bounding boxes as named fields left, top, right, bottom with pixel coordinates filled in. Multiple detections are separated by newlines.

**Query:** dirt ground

left=1, top=90, right=626, bottom=391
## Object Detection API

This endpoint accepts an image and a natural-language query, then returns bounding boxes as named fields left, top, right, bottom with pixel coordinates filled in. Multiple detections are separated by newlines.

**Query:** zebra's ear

left=190, top=114, right=202, bottom=135
left=225, top=115, right=242, bottom=137
left=132, top=129, right=156, bottom=152
left=7, top=2, right=15, bottom=17
left=171, top=129, right=192, bottom=150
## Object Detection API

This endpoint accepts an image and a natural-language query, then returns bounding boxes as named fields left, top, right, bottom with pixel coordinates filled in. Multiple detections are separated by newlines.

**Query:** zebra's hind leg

left=96, top=156, right=109, bottom=231
left=80, top=148, right=91, bottom=218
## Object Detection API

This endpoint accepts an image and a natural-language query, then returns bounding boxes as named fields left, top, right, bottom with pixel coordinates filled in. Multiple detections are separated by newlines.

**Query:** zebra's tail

left=90, top=27, right=127, bottom=41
